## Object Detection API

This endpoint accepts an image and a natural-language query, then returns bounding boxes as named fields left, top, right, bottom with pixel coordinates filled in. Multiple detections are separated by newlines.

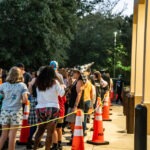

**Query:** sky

left=114, top=0, right=134, bottom=16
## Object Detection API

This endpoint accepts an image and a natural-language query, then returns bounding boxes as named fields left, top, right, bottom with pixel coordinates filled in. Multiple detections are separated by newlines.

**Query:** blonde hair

left=6, top=67, right=24, bottom=83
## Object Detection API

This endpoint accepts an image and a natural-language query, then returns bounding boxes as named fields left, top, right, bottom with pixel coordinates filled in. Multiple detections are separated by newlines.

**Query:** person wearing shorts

left=0, top=67, right=29, bottom=150
left=33, top=66, right=65, bottom=150
left=52, top=96, right=66, bottom=150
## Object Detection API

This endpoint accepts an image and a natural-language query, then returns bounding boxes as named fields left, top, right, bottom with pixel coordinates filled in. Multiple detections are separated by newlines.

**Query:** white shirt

left=36, top=80, right=65, bottom=109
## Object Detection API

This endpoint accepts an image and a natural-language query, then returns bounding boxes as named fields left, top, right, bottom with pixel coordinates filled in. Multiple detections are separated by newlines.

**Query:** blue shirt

left=0, top=82, right=29, bottom=111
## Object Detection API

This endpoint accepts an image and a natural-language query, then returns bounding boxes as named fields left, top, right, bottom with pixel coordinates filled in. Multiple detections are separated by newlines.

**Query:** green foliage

left=67, top=13, right=132, bottom=80
left=116, top=61, right=131, bottom=71
left=115, top=44, right=131, bottom=72
left=0, top=0, right=77, bottom=69
left=0, top=0, right=132, bottom=82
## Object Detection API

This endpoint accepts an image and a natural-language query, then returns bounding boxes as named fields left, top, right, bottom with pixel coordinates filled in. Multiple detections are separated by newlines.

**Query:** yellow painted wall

left=130, top=23, right=137, bottom=94
left=143, top=0, right=150, bottom=134
left=134, top=4, right=145, bottom=98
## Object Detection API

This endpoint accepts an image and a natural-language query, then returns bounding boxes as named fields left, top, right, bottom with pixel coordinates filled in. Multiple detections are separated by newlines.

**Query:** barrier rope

left=0, top=94, right=109, bottom=131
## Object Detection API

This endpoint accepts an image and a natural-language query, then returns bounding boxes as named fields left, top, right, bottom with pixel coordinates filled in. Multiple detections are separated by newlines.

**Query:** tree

left=66, top=13, right=132, bottom=80
left=0, top=0, right=77, bottom=69
left=115, top=15, right=133, bottom=80
left=0, top=0, right=132, bottom=80
left=0, top=0, right=102, bottom=69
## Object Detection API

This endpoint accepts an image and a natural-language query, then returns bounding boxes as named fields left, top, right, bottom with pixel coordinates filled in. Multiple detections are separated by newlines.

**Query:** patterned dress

left=28, top=96, right=38, bottom=125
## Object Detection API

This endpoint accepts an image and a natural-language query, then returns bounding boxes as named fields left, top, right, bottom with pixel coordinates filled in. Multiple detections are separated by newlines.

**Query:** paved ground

left=16, top=104, right=150, bottom=150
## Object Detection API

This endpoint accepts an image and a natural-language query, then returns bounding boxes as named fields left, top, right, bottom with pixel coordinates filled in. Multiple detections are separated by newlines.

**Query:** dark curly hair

left=35, top=66, right=56, bottom=91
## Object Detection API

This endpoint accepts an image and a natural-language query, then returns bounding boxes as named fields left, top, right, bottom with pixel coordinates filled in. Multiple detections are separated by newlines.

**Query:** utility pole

left=113, top=31, right=117, bottom=78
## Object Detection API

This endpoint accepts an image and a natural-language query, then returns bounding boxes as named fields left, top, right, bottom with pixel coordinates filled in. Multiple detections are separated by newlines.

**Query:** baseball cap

left=49, top=61, right=58, bottom=70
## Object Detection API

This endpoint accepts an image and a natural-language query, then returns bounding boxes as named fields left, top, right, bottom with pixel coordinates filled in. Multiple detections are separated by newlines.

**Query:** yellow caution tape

left=0, top=98, right=104, bottom=131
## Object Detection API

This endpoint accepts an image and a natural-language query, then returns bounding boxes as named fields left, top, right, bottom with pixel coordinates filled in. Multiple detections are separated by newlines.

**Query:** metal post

left=134, top=104, right=147, bottom=150
left=113, top=32, right=117, bottom=78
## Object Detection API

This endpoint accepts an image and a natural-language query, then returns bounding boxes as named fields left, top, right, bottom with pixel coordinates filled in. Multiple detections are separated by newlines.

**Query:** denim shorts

left=36, top=107, right=59, bottom=124
left=0, top=109, right=22, bottom=126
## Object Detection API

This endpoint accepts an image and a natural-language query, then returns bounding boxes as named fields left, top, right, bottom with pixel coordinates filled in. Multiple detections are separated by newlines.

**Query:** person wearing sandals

left=33, top=66, right=65, bottom=150
left=0, top=67, right=29, bottom=150
left=66, top=66, right=86, bottom=145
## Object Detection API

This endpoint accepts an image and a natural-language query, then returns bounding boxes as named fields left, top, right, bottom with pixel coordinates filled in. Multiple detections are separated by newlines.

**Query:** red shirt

left=58, top=96, right=66, bottom=117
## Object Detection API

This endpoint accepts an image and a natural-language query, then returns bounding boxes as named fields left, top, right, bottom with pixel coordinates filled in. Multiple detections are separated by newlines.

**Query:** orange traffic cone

left=102, top=91, right=112, bottom=121
left=110, top=89, right=114, bottom=101
left=72, top=109, right=84, bottom=150
left=90, top=97, right=101, bottom=131
left=17, top=100, right=30, bottom=145
left=87, top=102, right=109, bottom=145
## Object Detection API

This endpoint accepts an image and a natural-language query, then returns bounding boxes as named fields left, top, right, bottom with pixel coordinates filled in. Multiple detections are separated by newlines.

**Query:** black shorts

left=56, top=123, right=63, bottom=128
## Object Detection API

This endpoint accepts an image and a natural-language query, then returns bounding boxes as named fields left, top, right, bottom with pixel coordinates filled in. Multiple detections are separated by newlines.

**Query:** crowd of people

left=0, top=61, right=123, bottom=150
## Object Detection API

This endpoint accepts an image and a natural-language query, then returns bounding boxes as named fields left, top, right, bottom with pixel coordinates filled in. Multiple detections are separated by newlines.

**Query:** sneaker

left=26, top=144, right=33, bottom=150
left=84, top=132, right=87, bottom=136
left=31, top=140, right=34, bottom=145
left=38, top=141, right=44, bottom=148
left=58, top=143, right=63, bottom=150
left=86, top=127, right=89, bottom=130
left=50, top=143, right=58, bottom=150
left=87, top=118, right=90, bottom=123
left=26, top=139, right=34, bottom=149
left=67, top=140, right=72, bottom=146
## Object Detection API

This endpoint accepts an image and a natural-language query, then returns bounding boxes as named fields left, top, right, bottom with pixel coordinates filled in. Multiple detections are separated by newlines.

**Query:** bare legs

left=34, top=123, right=56, bottom=150
left=0, top=125, right=18, bottom=150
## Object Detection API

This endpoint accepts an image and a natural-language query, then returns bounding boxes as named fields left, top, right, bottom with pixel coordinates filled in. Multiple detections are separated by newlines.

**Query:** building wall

left=131, top=0, right=150, bottom=134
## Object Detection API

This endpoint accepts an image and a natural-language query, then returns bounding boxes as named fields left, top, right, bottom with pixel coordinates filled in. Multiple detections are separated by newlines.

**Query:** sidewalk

left=16, top=104, right=150, bottom=150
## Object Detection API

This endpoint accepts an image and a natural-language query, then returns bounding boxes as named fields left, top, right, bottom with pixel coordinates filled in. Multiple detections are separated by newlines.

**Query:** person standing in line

left=33, top=66, right=65, bottom=150
left=0, top=67, right=29, bottom=150
left=106, top=73, right=114, bottom=101
left=51, top=95, right=66, bottom=150
left=116, top=75, right=124, bottom=104
left=83, top=72, right=93, bottom=136
left=52, top=69, right=68, bottom=150
left=49, top=61, right=66, bottom=150
left=16, top=63, right=32, bottom=86
left=93, top=71, right=101, bottom=108
left=49, top=61, right=64, bottom=84
left=66, top=66, right=86, bottom=145
left=62, top=70, right=74, bottom=135
left=101, top=71, right=110, bottom=90
left=90, top=75, right=96, bottom=108
left=100, top=76, right=109, bottom=101
left=26, top=66, right=45, bottom=149
left=59, top=68, right=69, bottom=87
left=16, top=63, right=32, bottom=114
